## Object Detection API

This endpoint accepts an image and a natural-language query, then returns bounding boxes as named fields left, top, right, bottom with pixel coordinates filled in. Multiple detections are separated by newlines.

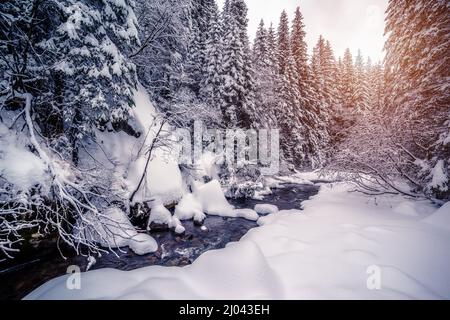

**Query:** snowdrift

left=26, top=182, right=450, bottom=300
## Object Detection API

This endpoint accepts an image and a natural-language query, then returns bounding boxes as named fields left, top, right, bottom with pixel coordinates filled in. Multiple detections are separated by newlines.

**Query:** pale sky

left=217, top=0, right=388, bottom=62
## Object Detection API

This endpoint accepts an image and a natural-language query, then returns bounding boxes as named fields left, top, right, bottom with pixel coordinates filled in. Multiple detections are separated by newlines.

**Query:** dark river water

left=0, top=182, right=319, bottom=300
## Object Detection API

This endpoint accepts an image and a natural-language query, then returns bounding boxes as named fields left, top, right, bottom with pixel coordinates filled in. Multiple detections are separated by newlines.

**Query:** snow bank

left=29, top=182, right=450, bottom=300
left=392, top=200, right=435, bottom=217
left=424, top=202, right=450, bottom=231
left=26, top=240, right=283, bottom=300
left=80, top=207, right=158, bottom=255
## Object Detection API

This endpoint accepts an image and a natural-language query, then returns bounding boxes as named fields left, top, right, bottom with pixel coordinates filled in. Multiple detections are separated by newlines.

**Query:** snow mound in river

left=254, top=204, right=279, bottom=215
left=174, top=193, right=206, bottom=223
left=175, top=180, right=262, bottom=222
left=80, top=207, right=157, bottom=255
left=193, top=180, right=235, bottom=216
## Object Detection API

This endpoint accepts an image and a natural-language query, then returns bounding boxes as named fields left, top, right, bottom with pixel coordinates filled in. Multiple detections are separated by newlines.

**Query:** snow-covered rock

left=147, top=199, right=185, bottom=234
left=81, top=207, right=136, bottom=248
left=169, top=216, right=186, bottom=234
left=231, top=209, right=259, bottom=221
left=191, top=180, right=269, bottom=222
left=174, top=193, right=206, bottom=223
left=194, top=180, right=235, bottom=216
left=254, top=204, right=279, bottom=215
left=129, top=233, right=158, bottom=255
left=79, top=207, right=157, bottom=255
left=147, top=201, right=173, bottom=227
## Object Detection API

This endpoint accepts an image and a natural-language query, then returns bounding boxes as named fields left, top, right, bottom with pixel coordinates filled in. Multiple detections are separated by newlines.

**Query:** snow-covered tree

left=339, top=48, right=357, bottom=111
left=275, top=10, right=308, bottom=165
left=199, top=1, right=223, bottom=114
left=383, top=0, right=450, bottom=201
left=367, top=60, right=384, bottom=111
left=220, top=0, right=256, bottom=128
left=251, top=20, right=278, bottom=128
left=133, top=0, right=191, bottom=104
left=0, top=0, right=142, bottom=257
left=353, top=50, right=370, bottom=112
left=291, top=7, right=309, bottom=97
left=1, top=0, right=140, bottom=162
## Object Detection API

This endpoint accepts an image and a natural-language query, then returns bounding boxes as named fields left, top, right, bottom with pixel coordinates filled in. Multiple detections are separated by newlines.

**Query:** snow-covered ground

left=25, top=180, right=450, bottom=300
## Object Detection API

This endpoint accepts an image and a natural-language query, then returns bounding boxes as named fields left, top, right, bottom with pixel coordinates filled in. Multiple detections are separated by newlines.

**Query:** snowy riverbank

left=25, top=181, right=450, bottom=300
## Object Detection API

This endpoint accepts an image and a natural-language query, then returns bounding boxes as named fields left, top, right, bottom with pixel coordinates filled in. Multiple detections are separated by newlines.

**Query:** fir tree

left=353, top=50, right=370, bottom=112
left=251, top=20, right=278, bottom=128
left=275, top=10, right=307, bottom=165
left=200, top=0, right=223, bottom=112
left=220, top=0, right=256, bottom=128
left=340, top=48, right=357, bottom=111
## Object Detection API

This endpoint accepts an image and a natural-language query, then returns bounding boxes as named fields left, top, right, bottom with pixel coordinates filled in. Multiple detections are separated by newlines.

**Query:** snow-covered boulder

left=254, top=204, right=279, bottom=215
left=82, top=207, right=136, bottom=248
left=194, top=180, right=235, bottom=216
left=231, top=209, right=259, bottom=221
left=192, top=180, right=264, bottom=221
left=147, top=202, right=173, bottom=227
left=129, top=233, right=158, bottom=255
left=169, top=216, right=186, bottom=235
left=147, top=199, right=185, bottom=234
left=174, top=193, right=206, bottom=223
left=79, top=207, right=158, bottom=255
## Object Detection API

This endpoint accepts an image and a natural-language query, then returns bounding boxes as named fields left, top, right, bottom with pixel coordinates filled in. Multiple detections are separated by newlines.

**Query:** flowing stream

left=0, top=182, right=320, bottom=300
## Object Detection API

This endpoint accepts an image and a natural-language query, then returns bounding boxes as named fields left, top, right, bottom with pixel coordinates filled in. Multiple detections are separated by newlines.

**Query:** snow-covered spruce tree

left=302, top=35, right=335, bottom=166
left=0, top=0, right=140, bottom=256
left=367, top=60, right=384, bottom=111
left=51, top=0, right=140, bottom=161
left=311, top=36, right=339, bottom=113
left=186, top=0, right=218, bottom=96
left=220, top=0, right=256, bottom=128
left=251, top=20, right=278, bottom=128
left=291, top=7, right=310, bottom=100
left=275, top=10, right=308, bottom=166
left=353, top=50, right=370, bottom=113
left=199, top=0, right=223, bottom=116
left=383, top=0, right=450, bottom=201
left=339, top=48, right=357, bottom=111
